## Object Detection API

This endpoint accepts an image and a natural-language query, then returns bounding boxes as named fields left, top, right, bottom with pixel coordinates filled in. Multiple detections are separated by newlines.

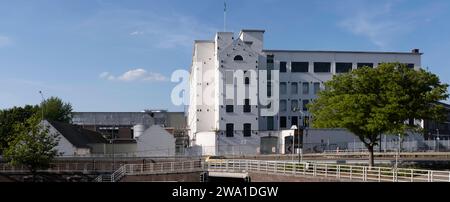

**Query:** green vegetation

left=308, top=63, right=449, bottom=167
left=0, top=96, right=72, bottom=154
left=3, top=115, right=60, bottom=181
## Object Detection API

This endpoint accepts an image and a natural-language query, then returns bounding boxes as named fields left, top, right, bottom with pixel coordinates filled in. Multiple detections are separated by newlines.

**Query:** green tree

left=41, top=96, right=73, bottom=123
left=0, top=105, right=39, bottom=153
left=3, top=115, right=60, bottom=181
left=308, top=63, right=448, bottom=167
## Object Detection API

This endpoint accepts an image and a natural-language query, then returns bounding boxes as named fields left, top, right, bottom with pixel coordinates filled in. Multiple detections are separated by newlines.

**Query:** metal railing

left=0, top=162, right=115, bottom=173
left=206, top=159, right=450, bottom=182
left=94, top=160, right=204, bottom=182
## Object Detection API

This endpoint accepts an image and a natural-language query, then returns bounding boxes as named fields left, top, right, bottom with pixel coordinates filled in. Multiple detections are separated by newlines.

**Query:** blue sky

left=1, top=0, right=449, bottom=112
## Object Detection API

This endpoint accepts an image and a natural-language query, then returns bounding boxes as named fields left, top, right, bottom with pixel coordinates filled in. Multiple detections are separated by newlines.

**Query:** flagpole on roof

left=223, top=0, right=227, bottom=31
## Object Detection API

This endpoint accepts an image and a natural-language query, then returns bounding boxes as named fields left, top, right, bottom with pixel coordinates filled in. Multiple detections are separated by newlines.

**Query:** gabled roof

left=48, top=121, right=107, bottom=148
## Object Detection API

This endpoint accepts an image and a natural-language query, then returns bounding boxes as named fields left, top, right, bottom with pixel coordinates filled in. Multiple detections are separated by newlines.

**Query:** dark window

left=280, top=62, right=287, bottom=72
left=244, top=77, right=250, bottom=84
left=234, top=55, right=243, bottom=61
left=226, top=124, right=234, bottom=137
left=336, top=63, right=353, bottom=73
left=243, top=123, right=251, bottom=137
left=267, top=55, right=274, bottom=64
left=244, top=99, right=251, bottom=113
left=303, top=116, right=310, bottom=127
left=291, top=116, right=298, bottom=127
left=302, top=82, right=309, bottom=95
left=226, top=105, right=233, bottom=112
left=291, top=62, right=309, bottom=72
left=357, top=63, right=373, bottom=68
left=280, top=116, right=287, bottom=128
left=267, top=116, right=274, bottom=131
left=267, top=82, right=272, bottom=97
left=406, top=63, right=415, bottom=69
left=303, top=100, right=309, bottom=111
left=314, top=62, right=331, bottom=72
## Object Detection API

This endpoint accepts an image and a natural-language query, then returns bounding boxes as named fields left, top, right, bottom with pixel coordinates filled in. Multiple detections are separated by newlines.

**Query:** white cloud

left=100, top=69, right=167, bottom=82
left=0, top=35, right=12, bottom=47
left=129, top=31, right=144, bottom=36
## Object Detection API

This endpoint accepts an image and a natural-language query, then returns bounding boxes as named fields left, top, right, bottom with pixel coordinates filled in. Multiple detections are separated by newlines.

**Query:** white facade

left=188, top=29, right=422, bottom=155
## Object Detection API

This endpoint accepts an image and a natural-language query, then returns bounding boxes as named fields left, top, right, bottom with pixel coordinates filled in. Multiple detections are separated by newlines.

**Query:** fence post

left=350, top=166, right=352, bottom=180
left=430, top=171, right=434, bottom=182
left=378, top=167, right=381, bottom=182
left=313, top=164, right=317, bottom=176
left=427, top=170, right=431, bottom=182
left=337, top=165, right=340, bottom=179
left=410, top=170, right=413, bottom=182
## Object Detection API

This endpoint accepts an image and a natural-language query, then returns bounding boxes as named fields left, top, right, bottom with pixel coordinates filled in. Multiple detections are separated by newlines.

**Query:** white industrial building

left=187, top=29, right=422, bottom=156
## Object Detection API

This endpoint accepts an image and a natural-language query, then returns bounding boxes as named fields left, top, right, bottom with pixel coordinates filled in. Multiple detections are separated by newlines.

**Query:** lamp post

left=290, top=125, right=297, bottom=162
left=38, top=91, right=45, bottom=120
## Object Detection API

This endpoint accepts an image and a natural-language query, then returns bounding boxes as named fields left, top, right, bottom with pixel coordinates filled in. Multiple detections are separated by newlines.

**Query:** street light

left=290, top=125, right=297, bottom=162
left=38, top=91, right=45, bottom=120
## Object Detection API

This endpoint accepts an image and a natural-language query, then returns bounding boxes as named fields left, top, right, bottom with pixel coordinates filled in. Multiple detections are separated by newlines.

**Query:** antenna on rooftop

left=223, top=0, right=227, bottom=31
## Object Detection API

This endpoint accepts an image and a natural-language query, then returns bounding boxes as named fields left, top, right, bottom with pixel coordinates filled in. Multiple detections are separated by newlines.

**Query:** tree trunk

left=368, top=145, right=374, bottom=168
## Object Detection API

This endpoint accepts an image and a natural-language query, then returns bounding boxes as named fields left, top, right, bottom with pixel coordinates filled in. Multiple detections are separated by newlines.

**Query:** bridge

left=91, top=159, right=450, bottom=182
left=2, top=154, right=450, bottom=182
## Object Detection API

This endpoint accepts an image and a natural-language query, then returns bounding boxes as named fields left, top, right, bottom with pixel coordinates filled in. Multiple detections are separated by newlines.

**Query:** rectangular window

left=280, top=100, right=287, bottom=112
left=267, top=82, right=272, bottom=97
left=291, top=116, right=298, bottom=127
left=280, top=82, right=287, bottom=95
left=243, top=123, right=251, bottom=137
left=280, top=62, right=287, bottom=72
left=303, top=99, right=309, bottom=111
left=226, top=105, right=233, bottom=112
left=267, top=55, right=274, bottom=80
left=406, top=63, right=415, bottom=69
left=226, top=124, right=234, bottom=137
left=314, top=62, right=331, bottom=72
left=336, top=62, right=353, bottom=73
left=291, top=82, right=298, bottom=94
left=313, top=82, right=321, bottom=95
left=291, top=62, right=309, bottom=72
left=357, top=63, right=373, bottom=68
left=267, top=116, right=274, bottom=131
left=243, top=99, right=251, bottom=113
left=302, top=82, right=309, bottom=95
left=280, top=116, right=287, bottom=128
left=291, top=100, right=298, bottom=112
left=303, top=116, right=310, bottom=127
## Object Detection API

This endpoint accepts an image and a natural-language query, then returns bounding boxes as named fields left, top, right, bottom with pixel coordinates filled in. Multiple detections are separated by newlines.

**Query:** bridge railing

left=206, top=159, right=450, bottom=182
left=95, top=160, right=204, bottom=182
left=0, top=162, right=114, bottom=173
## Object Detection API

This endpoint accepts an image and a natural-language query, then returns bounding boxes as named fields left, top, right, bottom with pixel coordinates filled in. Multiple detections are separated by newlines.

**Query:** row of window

left=226, top=123, right=251, bottom=137
left=279, top=62, right=414, bottom=73
left=280, top=82, right=321, bottom=95
left=280, top=99, right=310, bottom=112
left=225, top=99, right=252, bottom=113
left=279, top=116, right=310, bottom=128
left=264, top=116, right=310, bottom=131
left=224, top=99, right=311, bottom=113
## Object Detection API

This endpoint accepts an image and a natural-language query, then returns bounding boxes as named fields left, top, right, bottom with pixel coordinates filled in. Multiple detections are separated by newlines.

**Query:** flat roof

left=194, top=40, right=214, bottom=43
left=263, top=49, right=422, bottom=55
left=240, top=29, right=265, bottom=33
